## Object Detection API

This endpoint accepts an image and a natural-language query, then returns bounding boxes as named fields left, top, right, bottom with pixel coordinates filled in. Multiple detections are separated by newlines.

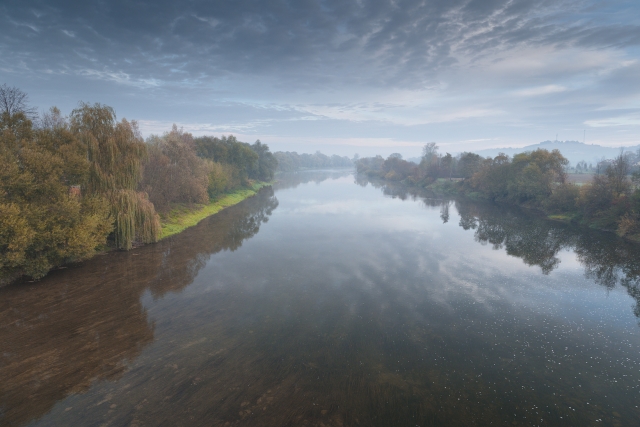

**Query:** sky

left=1, top=0, right=640, bottom=157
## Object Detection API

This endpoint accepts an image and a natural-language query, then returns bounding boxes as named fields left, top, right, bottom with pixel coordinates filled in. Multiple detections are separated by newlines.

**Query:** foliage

left=458, top=152, right=483, bottom=179
left=0, top=87, right=279, bottom=283
left=356, top=155, right=417, bottom=182
left=206, top=160, right=234, bottom=198
left=141, top=125, right=211, bottom=212
left=0, top=111, right=111, bottom=280
left=250, top=140, right=278, bottom=181
left=543, top=183, right=580, bottom=213
left=274, top=151, right=352, bottom=172
left=159, top=182, right=270, bottom=239
left=470, top=149, right=568, bottom=204
left=358, top=144, right=640, bottom=241
left=70, top=103, right=160, bottom=249
left=194, top=134, right=259, bottom=184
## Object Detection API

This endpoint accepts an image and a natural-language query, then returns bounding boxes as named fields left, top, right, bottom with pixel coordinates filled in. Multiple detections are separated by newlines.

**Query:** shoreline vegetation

left=0, top=85, right=355, bottom=286
left=0, top=85, right=282, bottom=285
left=356, top=144, right=640, bottom=242
left=273, top=150, right=353, bottom=172
left=159, top=181, right=271, bottom=240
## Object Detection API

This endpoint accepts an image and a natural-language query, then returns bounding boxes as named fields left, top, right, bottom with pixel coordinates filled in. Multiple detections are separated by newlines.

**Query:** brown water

left=1, top=171, right=640, bottom=427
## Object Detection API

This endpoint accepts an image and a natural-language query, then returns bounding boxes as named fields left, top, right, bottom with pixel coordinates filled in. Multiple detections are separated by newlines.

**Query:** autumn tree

left=141, top=125, right=211, bottom=212
left=70, top=103, right=160, bottom=250
left=0, top=110, right=111, bottom=281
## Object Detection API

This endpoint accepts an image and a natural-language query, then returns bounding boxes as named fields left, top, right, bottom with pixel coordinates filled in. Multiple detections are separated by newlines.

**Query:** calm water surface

left=2, top=171, right=640, bottom=427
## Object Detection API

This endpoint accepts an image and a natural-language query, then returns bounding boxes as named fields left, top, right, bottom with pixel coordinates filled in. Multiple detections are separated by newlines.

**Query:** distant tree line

left=274, top=150, right=352, bottom=172
left=0, top=85, right=278, bottom=282
left=568, top=152, right=640, bottom=176
left=356, top=143, right=640, bottom=240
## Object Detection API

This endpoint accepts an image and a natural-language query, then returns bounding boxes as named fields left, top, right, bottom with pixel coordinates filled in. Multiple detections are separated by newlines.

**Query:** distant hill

left=475, top=141, right=640, bottom=166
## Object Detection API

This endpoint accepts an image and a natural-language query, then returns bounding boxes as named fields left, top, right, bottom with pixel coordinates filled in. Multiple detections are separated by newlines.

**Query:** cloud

left=585, top=115, right=640, bottom=127
left=3, top=0, right=639, bottom=90
left=513, top=85, right=567, bottom=97
left=1, top=0, right=640, bottom=152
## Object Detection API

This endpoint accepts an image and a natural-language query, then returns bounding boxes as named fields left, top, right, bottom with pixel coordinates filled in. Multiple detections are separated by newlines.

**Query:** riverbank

left=428, top=179, right=640, bottom=242
left=366, top=176, right=640, bottom=243
left=0, top=182, right=272, bottom=287
left=159, top=181, right=272, bottom=239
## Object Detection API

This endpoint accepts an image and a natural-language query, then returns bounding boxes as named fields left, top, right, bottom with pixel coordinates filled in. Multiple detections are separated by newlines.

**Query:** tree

left=70, top=103, right=160, bottom=250
left=141, top=125, right=211, bottom=212
left=421, top=142, right=438, bottom=165
left=194, top=134, right=259, bottom=186
left=606, top=150, right=631, bottom=195
left=250, top=140, right=278, bottom=181
left=441, top=152, right=454, bottom=180
left=458, top=152, right=482, bottom=179
left=0, top=111, right=111, bottom=280
left=0, top=84, right=37, bottom=121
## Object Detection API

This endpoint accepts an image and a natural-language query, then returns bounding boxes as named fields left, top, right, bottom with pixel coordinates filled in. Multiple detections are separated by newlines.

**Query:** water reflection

left=2, top=173, right=640, bottom=426
left=362, top=176, right=640, bottom=322
left=0, top=187, right=277, bottom=426
left=274, top=169, right=353, bottom=191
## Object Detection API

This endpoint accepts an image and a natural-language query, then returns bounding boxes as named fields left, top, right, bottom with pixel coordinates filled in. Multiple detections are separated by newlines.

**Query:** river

left=1, top=170, right=639, bottom=426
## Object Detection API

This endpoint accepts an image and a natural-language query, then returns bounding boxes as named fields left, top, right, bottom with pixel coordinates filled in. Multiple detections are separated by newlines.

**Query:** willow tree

left=70, top=103, right=160, bottom=250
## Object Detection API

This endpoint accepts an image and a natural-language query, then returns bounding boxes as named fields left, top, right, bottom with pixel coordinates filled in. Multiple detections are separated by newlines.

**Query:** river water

left=1, top=170, right=640, bottom=427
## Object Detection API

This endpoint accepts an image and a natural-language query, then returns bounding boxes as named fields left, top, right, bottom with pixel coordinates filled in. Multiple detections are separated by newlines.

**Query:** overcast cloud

left=1, top=0, right=639, bottom=156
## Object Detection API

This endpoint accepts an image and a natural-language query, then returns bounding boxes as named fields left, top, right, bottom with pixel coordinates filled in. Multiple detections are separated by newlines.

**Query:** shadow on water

left=0, top=187, right=278, bottom=427
left=360, top=176, right=640, bottom=323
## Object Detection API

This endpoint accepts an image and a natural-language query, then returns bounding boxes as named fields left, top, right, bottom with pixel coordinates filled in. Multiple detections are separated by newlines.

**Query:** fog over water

left=1, top=171, right=640, bottom=426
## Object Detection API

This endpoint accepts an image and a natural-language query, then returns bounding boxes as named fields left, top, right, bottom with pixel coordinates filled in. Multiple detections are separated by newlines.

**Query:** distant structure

left=69, top=185, right=81, bottom=197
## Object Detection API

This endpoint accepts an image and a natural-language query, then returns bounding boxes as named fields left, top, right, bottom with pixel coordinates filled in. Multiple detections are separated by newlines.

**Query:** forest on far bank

left=274, top=151, right=352, bottom=172
left=356, top=144, right=640, bottom=241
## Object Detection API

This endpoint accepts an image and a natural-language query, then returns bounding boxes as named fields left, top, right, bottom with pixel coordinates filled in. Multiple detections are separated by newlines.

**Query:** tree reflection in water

left=362, top=177, right=640, bottom=322
left=0, top=187, right=278, bottom=426
left=274, top=169, right=352, bottom=192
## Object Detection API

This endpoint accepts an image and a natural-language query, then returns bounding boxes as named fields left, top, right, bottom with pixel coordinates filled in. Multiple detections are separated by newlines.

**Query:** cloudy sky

left=2, top=0, right=639, bottom=157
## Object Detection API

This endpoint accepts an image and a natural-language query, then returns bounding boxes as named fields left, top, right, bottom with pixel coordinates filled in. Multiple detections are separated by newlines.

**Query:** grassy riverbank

left=159, top=181, right=271, bottom=239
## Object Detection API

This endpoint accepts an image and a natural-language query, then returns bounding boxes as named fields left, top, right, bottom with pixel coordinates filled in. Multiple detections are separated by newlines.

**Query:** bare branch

left=0, top=84, right=38, bottom=120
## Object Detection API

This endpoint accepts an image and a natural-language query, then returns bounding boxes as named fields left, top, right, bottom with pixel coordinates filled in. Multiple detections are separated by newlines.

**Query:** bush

left=544, top=183, right=580, bottom=213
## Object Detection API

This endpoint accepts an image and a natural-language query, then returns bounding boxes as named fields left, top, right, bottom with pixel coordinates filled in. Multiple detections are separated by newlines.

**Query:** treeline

left=0, top=85, right=277, bottom=282
left=356, top=144, right=640, bottom=240
left=570, top=151, right=640, bottom=175
left=142, top=128, right=276, bottom=212
left=274, top=150, right=352, bottom=172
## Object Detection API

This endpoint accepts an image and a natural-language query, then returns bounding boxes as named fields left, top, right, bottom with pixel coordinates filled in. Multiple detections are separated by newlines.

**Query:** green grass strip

left=159, top=182, right=271, bottom=239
